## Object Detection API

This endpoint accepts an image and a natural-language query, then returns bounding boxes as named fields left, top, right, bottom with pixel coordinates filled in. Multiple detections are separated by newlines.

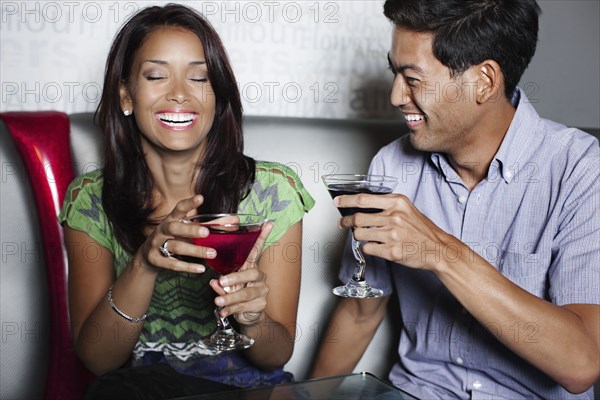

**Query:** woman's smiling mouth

left=155, top=112, right=198, bottom=130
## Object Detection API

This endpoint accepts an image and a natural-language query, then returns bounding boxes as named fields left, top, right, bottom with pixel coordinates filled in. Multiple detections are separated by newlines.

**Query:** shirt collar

left=429, top=153, right=462, bottom=183
left=492, top=88, right=538, bottom=183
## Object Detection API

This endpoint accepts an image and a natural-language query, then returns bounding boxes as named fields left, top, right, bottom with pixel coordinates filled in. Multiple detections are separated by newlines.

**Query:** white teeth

left=157, top=113, right=195, bottom=123
left=162, top=120, right=193, bottom=127
left=404, top=114, right=424, bottom=122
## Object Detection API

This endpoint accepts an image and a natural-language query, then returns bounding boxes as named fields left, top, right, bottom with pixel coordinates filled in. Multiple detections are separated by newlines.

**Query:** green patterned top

left=59, top=161, right=315, bottom=361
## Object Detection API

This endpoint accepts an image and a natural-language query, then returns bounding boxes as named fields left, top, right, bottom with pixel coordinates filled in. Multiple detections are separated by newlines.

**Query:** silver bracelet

left=107, top=286, right=147, bottom=324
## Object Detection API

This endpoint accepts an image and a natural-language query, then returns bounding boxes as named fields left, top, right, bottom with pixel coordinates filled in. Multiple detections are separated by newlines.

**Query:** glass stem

left=214, top=306, right=232, bottom=331
left=350, top=229, right=366, bottom=283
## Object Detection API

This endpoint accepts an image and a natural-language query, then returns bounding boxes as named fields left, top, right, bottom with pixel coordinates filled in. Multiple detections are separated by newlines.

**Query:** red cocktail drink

left=192, top=228, right=261, bottom=275
left=186, top=213, right=268, bottom=352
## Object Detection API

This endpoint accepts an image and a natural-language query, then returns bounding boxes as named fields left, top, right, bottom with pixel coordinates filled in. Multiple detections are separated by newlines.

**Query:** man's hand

left=336, top=193, right=464, bottom=272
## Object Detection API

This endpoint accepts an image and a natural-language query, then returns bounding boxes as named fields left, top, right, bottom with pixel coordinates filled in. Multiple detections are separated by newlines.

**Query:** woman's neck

left=142, top=142, right=203, bottom=213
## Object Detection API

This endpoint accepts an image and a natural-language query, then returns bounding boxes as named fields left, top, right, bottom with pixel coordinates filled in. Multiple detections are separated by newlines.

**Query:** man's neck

left=448, top=100, right=516, bottom=191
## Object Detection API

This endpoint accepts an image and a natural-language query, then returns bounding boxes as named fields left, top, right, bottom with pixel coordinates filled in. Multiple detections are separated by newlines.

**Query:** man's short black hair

left=383, top=0, right=541, bottom=99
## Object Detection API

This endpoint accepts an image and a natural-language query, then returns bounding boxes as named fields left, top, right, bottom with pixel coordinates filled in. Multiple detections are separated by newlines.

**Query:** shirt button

left=473, top=380, right=482, bottom=389
left=456, top=357, right=464, bottom=365
left=458, top=195, right=468, bottom=204
left=505, top=170, right=513, bottom=179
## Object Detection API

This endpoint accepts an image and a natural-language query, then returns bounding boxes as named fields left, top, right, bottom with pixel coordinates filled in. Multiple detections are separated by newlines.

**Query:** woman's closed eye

left=143, top=70, right=167, bottom=81
left=189, top=66, right=209, bottom=83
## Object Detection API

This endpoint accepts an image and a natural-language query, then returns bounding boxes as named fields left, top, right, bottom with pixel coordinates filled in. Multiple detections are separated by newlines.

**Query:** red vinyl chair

left=0, top=112, right=94, bottom=400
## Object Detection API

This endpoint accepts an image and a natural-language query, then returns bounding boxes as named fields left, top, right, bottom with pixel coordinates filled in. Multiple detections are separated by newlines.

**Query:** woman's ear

left=474, top=60, right=504, bottom=104
left=120, top=83, right=133, bottom=115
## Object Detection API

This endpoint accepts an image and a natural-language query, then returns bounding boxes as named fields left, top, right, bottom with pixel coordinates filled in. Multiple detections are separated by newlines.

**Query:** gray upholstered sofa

left=0, top=112, right=406, bottom=399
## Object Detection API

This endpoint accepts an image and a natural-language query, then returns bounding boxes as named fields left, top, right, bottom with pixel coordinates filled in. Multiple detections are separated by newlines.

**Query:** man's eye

left=190, top=78, right=208, bottom=83
left=405, top=77, right=419, bottom=86
left=146, top=76, right=165, bottom=81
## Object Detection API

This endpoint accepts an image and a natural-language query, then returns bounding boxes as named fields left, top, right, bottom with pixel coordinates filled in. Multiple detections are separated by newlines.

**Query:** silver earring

left=123, top=109, right=131, bottom=116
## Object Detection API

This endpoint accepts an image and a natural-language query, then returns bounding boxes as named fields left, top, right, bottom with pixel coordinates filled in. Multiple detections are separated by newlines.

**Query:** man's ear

left=473, top=60, right=504, bottom=104
left=119, top=83, right=133, bottom=114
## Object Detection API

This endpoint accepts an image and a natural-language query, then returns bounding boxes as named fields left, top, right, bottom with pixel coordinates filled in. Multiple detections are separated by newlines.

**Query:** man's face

left=388, top=26, right=481, bottom=154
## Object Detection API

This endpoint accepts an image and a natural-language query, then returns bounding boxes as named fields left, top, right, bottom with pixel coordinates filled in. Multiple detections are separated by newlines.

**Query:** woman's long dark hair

left=97, top=4, right=255, bottom=254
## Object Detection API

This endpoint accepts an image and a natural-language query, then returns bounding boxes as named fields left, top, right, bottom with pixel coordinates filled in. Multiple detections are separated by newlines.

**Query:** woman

left=59, top=3, right=314, bottom=391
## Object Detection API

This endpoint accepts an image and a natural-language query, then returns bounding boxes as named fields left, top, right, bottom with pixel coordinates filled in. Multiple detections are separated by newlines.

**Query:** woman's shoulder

left=251, top=160, right=315, bottom=212
left=67, top=169, right=104, bottom=194
left=59, top=169, right=119, bottom=254
left=241, top=161, right=314, bottom=246
left=254, top=161, right=303, bottom=188
left=60, top=169, right=104, bottom=220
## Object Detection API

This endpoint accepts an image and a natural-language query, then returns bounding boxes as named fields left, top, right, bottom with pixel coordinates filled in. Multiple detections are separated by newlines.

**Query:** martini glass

left=186, top=213, right=268, bottom=352
left=322, top=174, right=398, bottom=298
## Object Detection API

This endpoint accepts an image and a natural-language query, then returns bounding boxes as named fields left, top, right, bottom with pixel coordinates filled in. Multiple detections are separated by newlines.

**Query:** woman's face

left=120, top=26, right=216, bottom=156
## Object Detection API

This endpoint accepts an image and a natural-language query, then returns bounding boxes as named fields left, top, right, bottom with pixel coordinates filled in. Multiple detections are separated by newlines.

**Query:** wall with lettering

left=1, top=1, right=598, bottom=128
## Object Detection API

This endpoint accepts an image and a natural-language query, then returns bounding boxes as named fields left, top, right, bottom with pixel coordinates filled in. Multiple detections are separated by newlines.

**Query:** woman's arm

left=211, top=221, right=303, bottom=370
left=66, top=227, right=158, bottom=375
left=244, top=221, right=303, bottom=369
left=67, top=195, right=212, bottom=375
left=309, top=296, right=389, bottom=378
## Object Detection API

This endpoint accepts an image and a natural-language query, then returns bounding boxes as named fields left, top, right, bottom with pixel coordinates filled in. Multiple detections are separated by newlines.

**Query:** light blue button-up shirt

left=340, top=90, right=600, bottom=399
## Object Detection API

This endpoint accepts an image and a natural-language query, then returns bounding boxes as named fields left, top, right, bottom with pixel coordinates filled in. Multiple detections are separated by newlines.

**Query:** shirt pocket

left=498, top=251, right=551, bottom=298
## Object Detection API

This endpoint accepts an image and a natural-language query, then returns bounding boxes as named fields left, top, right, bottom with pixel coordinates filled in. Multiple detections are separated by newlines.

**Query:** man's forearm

left=436, top=241, right=600, bottom=393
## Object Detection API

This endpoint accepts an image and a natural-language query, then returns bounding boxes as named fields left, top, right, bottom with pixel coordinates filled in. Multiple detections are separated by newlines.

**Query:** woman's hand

left=209, top=222, right=274, bottom=325
left=135, top=195, right=215, bottom=274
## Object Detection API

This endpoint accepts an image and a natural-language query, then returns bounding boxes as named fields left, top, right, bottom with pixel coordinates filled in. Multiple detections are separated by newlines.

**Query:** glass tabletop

left=171, top=372, right=418, bottom=400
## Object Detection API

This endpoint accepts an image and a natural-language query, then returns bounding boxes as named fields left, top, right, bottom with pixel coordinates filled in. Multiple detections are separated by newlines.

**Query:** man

left=310, top=0, right=599, bottom=398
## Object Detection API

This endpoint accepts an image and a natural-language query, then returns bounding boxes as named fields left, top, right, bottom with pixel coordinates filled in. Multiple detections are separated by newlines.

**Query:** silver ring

left=159, top=239, right=174, bottom=258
